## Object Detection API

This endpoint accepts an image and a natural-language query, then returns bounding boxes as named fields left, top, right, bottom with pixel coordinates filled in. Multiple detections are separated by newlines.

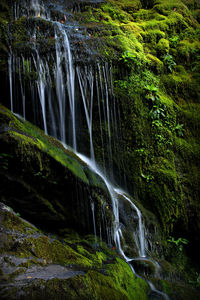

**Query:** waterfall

left=8, top=1, right=170, bottom=299
left=9, top=0, right=148, bottom=268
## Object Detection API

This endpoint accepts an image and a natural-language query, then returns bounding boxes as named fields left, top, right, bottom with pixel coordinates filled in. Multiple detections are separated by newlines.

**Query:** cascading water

left=114, top=188, right=146, bottom=258
left=8, top=1, right=170, bottom=299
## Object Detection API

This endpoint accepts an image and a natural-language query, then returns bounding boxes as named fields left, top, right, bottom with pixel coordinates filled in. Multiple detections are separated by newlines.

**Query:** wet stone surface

left=15, top=264, right=85, bottom=281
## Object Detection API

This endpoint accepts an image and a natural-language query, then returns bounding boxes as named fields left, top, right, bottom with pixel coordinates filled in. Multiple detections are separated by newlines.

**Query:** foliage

left=150, top=105, right=165, bottom=120
left=169, top=35, right=179, bottom=47
left=0, top=152, right=13, bottom=170
left=168, top=237, right=189, bottom=251
left=141, top=173, right=154, bottom=183
left=174, top=123, right=184, bottom=137
left=189, top=273, right=200, bottom=288
left=119, top=51, right=142, bottom=69
left=163, top=53, right=176, bottom=72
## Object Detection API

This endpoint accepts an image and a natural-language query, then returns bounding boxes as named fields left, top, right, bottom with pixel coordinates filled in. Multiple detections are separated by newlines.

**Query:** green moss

left=157, top=38, right=170, bottom=54
left=178, top=39, right=200, bottom=62
left=28, top=237, right=93, bottom=268
left=106, top=258, right=149, bottom=299
left=76, top=245, right=107, bottom=267
left=161, top=70, right=200, bottom=103
left=1, top=210, right=38, bottom=234
left=158, top=279, right=200, bottom=300
left=153, top=0, right=190, bottom=16
left=109, top=0, right=142, bottom=13
left=141, top=29, right=166, bottom=43
left=174, top=137, right=200, bottom=160
left=0, top=104, right=110, bottom=188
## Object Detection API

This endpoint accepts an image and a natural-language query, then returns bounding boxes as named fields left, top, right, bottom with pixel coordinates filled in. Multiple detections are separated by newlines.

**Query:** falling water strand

left=54, top=30, right=66, bottom=143
left=148, top=281, right=170, bottom=300
left=18, top=56, right=26, bottom=119
left=96, top=65, right=106, bottom=171
left=77, top=66, right=95, bottom=162
left=47, top=72, right=57, bottom=138
left=91, top=201, right=97, bottom=245
left=63, top=28, right=76, bottom=150
left=8, top=53, right=13, bottom=112
left=33, top=53, right=48, bottom=134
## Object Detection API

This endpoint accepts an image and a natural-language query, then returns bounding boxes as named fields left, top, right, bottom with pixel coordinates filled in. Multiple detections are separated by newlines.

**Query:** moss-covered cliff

left=73, top=0, right=200, bottom=265
left=0, top=0, right=200, bottom=298
left=0, top=104, right=114, bottom=236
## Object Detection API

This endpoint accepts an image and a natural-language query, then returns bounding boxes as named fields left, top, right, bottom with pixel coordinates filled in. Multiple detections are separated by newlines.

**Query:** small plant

left=144, top=83, right=158, bottom=93
left=150, top=105, right=165, bottom=120
left=24, top=59, right=31, bottom=73
left=168, top=237, right=188, bottom=251
left=115, top=80, right=127, bottom=90
left=163, top=53, right=176, bottom=73
left=152, top=120, right=162, bottom=127
left=189, top=273, right=200, bottom=287
left=174, top=123, right=184, bottom=137
left=155, top=134, right=166, bottom=145
left=120, top=51, right=141, bottom=69
left=169, top=36, right=179, bottom=47
left=191, top=55, right=200, bottom=72
left=141, top=173, right=154, bottom=183
left=0, top=153, right=13, bottom=170
left=120, top=51, right=136, bottom=63
left=145, top=84, right=161, bottom=106
left=135, top=148, right=145, bottom=154
left=34, top=171, right=47, bottom=179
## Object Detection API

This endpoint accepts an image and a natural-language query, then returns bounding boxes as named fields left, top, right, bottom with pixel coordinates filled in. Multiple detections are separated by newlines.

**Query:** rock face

left=0, top=203, right=150, bottom=300
left=0, top=104, right=112, bottom=236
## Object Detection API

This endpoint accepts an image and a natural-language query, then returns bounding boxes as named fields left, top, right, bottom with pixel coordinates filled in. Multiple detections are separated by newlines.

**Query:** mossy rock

left=157, top=38, right=170, bottom=54
left=0, top=105, right=112, bottom=236
left=0, top=204, right=150, bottom=300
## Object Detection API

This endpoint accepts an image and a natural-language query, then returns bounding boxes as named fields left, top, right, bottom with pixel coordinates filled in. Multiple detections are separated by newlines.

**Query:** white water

left=75, top=152, right=146, bottom=265
left=148, top=281, right=170, bottom=300
left=114, top=188, right=146, bottom=258
left=31, top=0, right=40, bottom=17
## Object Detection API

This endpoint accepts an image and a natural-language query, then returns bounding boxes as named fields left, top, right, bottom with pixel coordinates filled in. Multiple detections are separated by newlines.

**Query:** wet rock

left=15, top=264, right=85, bottom=281
left=0, top=205, right=150, bottom=300
left=0, top=105, right=112, bottom=237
